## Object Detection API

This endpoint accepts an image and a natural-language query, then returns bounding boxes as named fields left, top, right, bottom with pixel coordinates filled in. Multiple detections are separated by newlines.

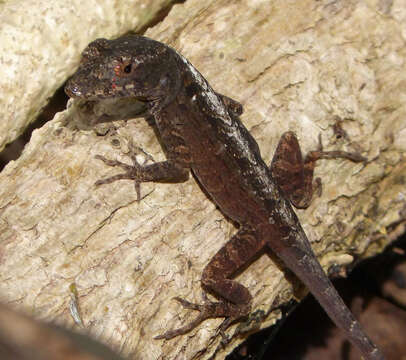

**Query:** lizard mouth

left=65, top=77, right=149, bottom=101
left=65, top=78, right=115, bottom=100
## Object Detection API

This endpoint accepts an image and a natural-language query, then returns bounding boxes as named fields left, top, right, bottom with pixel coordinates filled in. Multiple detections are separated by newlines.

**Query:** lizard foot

left=154, top=293, right=250, bottom=341
left=308, top=133, right=367, bottom=163
left=94, top=140, right=154, bottom=201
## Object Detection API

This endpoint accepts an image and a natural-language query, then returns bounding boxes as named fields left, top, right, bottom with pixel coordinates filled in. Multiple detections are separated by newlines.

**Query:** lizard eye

left=114, top=60, right=135, bottom=76
left=123, top=64, right=132, bottom=73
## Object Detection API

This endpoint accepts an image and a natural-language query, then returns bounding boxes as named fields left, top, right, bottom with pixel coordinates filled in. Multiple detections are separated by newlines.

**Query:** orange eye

left=114, top=61, right=135, bottom=76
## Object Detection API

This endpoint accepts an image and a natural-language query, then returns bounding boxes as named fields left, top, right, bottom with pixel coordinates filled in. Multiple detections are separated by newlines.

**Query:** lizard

left=65, top=35, right=384, bottom=360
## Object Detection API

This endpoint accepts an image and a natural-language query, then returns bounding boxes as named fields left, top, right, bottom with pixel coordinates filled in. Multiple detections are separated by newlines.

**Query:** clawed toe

left=94, top=151, right=147, bottom=200
left=154, top=295, right=250, bottom=341
left=173, top=296, right=202, bottom=311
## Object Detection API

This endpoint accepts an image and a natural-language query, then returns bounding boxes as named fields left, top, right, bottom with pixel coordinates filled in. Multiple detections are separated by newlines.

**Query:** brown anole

left=65, top=35, right=384, bottom=360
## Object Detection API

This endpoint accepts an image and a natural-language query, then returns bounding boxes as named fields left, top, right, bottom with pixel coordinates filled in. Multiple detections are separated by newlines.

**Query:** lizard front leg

left=95, top=141, right=189, bottom=200
left=156, top=227, right=265, bottom=340
left=216, top=93, right=244, bottom=116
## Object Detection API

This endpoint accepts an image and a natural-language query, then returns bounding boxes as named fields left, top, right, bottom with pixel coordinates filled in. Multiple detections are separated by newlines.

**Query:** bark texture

left=1, top=0, right=405, bottom=359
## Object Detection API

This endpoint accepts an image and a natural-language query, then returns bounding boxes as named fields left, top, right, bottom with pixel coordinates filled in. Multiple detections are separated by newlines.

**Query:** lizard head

left=65, top=35, right=181, bottom=107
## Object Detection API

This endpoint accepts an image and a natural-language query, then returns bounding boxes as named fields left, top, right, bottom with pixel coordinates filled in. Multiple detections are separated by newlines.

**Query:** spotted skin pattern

left=66, top=35, right=384, bottom=360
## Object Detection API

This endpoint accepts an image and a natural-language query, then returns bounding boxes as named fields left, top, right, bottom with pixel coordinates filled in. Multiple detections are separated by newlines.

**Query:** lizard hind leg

left=155, top=228, right=264, bottom=341
left=270, top=131, right=366, bottom=209
left=270, top=131, right=310, bottom=209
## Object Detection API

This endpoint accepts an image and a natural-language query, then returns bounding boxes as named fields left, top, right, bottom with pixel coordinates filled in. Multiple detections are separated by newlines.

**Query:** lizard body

left=65, top=35, right=384, bottom=359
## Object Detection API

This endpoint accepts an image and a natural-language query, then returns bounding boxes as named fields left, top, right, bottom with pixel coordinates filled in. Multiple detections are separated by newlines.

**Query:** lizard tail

left=271, top=233, right=385, bottom=360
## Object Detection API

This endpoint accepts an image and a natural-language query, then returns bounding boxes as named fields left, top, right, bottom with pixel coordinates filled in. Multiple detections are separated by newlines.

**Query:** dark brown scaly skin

left=65, top=35, right=384, bottom=360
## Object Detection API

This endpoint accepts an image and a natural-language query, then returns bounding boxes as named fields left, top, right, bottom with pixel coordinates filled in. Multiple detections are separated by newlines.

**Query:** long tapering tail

left=270, top=229, right=385, bottom=360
